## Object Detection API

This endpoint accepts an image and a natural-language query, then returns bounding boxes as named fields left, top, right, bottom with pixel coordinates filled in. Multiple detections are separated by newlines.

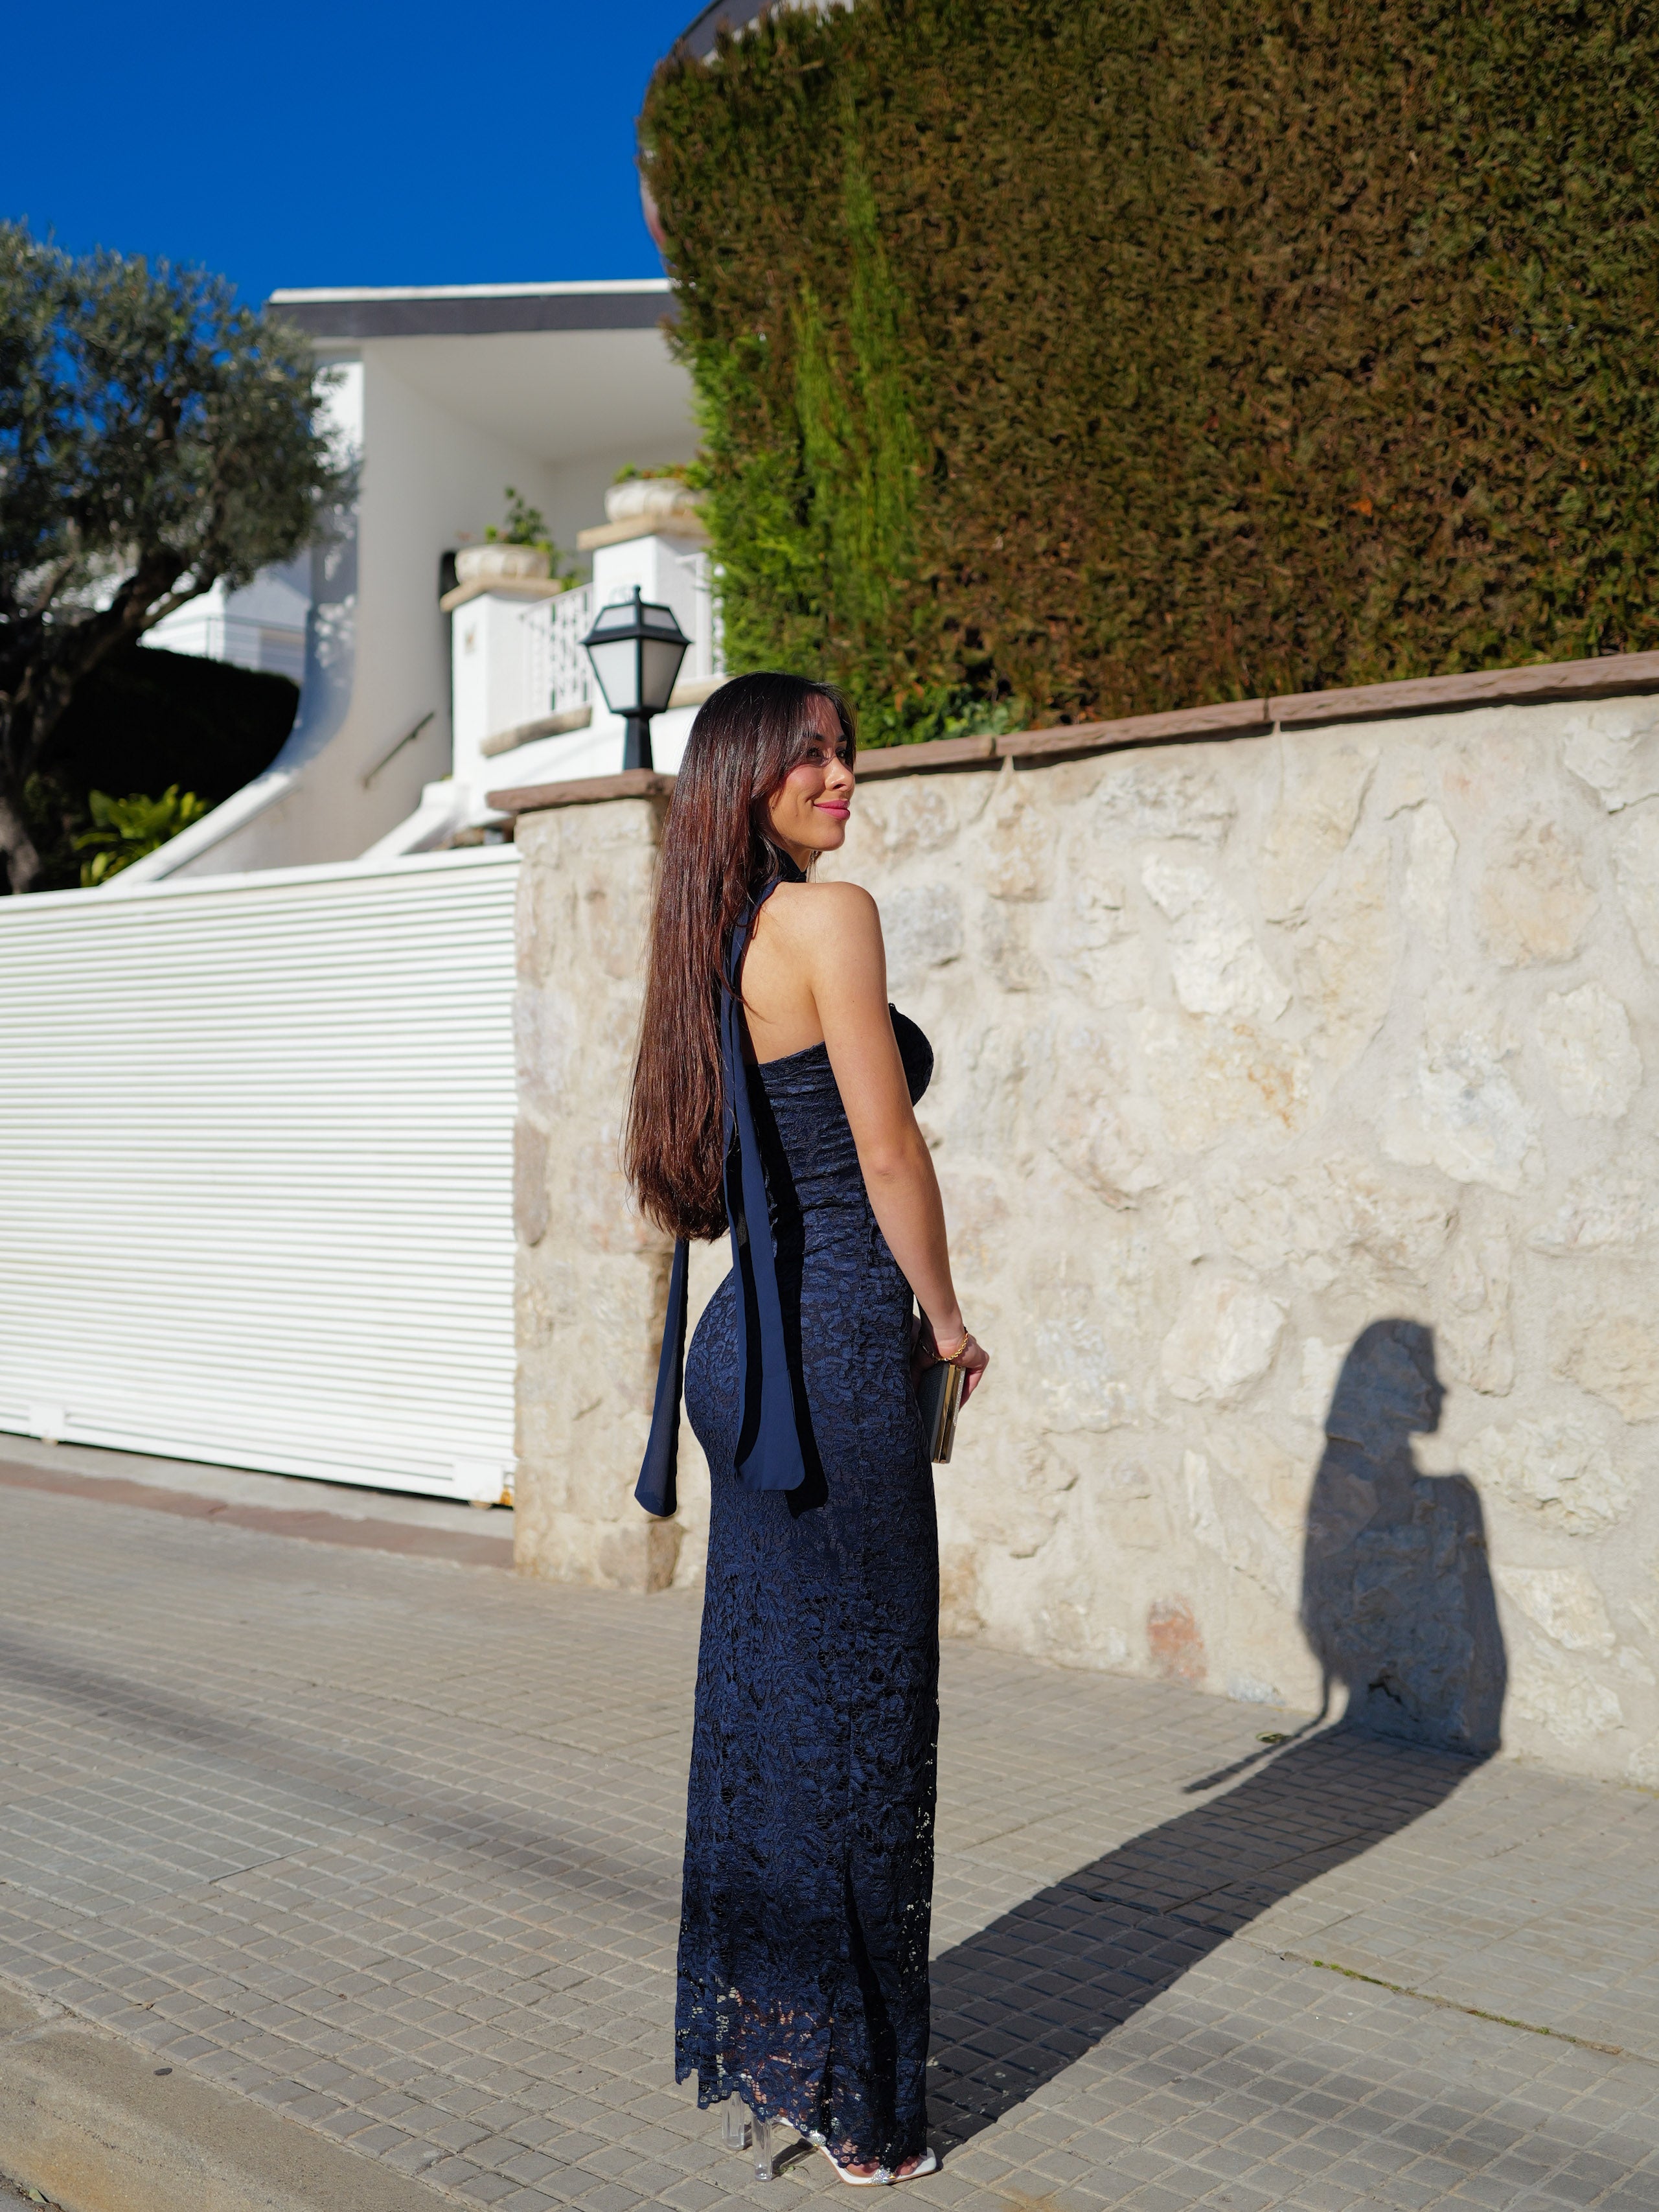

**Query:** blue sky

left=1, top=0, right=698, bottom=308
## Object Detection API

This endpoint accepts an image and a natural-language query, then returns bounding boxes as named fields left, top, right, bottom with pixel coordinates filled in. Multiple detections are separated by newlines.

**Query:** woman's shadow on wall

left=928, top=1320, right=1507, bottom=2150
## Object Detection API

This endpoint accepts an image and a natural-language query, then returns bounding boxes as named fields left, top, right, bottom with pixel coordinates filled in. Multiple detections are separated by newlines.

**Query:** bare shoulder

left=766, top=879, right=882, bottom=947
left=757, top=881, right=889, bottom=1014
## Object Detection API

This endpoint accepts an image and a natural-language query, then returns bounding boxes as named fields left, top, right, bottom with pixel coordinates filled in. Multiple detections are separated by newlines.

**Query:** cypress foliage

left=643, top=0, right=1659, bottom=739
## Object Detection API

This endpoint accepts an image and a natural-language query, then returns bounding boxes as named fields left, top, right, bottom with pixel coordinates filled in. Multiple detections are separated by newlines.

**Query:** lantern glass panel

left=586, top=632, right=641, bottom=714
left=639, top=634, right=689, bottom=713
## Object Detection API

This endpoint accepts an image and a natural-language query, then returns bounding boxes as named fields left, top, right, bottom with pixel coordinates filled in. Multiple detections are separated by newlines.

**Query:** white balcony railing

left=453, top=542, right=723, bottom=800
left=520, top=582, right=595, bottom=720
left=515, top=545, right=720, bottom=730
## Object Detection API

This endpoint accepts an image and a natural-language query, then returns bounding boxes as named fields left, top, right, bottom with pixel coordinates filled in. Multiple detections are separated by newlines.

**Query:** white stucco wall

left=139, top=312, right=698, bottom=882
left=164, top=352, right=564, bottom=875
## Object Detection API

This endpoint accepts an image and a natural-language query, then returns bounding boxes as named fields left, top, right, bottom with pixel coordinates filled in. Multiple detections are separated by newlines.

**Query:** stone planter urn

left=455, top=542, right=551, bottom=586
left=604, top=479, right=705, bottom=531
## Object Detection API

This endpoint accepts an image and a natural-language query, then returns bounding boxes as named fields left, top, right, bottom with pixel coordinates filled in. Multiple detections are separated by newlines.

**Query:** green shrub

left=643, top=0, right=1659, bottom=738
left=21, top=641, right=298, bottom=892
left=75, top=786, right=207, bottom=885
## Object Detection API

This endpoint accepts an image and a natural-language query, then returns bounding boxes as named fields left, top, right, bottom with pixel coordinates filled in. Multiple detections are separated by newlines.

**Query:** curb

left=0, top=1983, right=446, bottom=2212
left=0, top=1458, right=513, bottom=1571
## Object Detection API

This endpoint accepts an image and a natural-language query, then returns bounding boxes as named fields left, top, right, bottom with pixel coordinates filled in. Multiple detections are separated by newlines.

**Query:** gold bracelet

left=933, top=1326, right=970, bottom=1364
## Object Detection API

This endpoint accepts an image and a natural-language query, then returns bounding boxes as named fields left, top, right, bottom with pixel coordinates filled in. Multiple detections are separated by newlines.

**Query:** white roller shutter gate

left=0, top=847, right=519, bottom=1501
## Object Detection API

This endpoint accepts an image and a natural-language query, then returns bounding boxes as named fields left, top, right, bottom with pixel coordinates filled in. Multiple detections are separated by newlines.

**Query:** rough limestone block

left=1384, top=1019, right=1540, bottom=1192
left=1257, top=739, right=1377, bottom=920
left=1160, top=1276, right=1287, bottom=1407
left=1292, top=842, right=1396, bottom=1067
left=1610, top=805, right=1659, bottom=963
left=1527, top=1147, right=1659, bottom=1253
left=1402, top=803, right=1458, bottom=946
left=1562, top=703, right=1659, bottom=812
left=1465, top=1417, right=1636, bottom=1535
left=1496, top=1564, right=1618, bottom=1655
left=1536, top=984, right=1642, bottom=1120
left=1142, top=855, right=1289, bottom=1022
left=1553, top=1306, right=1659, bottom=1424
left=1475, top=812, right=1597, bottom=965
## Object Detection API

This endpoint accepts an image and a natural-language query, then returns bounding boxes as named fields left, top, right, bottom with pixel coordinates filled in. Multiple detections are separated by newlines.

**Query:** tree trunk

left=0, top=783, right=43, bottom=895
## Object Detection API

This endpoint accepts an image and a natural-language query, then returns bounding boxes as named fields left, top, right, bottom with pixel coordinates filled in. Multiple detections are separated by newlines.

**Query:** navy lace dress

left=676, top=1009, right=940, bottom=2170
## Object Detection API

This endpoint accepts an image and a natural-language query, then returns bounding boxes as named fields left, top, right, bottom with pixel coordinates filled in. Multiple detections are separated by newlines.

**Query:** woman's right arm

left=783, top=882, right=989, bottom=1397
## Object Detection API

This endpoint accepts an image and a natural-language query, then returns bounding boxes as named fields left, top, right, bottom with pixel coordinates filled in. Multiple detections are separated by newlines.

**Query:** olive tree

left=0, top=224, right=349, bottom=893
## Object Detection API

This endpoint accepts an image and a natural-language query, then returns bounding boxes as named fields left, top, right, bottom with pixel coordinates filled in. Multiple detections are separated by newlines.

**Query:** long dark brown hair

left=626, top=671, right=856, bottom=1240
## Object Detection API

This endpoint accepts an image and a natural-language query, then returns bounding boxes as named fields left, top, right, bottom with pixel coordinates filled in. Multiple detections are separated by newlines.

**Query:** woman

left=626, top=673, right=989, bottom=2183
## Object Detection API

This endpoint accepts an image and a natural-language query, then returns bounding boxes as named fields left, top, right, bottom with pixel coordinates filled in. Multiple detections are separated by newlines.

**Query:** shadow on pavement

left=930, top=1318, right=1507, bottom=2150
left=928, top=1724, right=1482, bottom=2148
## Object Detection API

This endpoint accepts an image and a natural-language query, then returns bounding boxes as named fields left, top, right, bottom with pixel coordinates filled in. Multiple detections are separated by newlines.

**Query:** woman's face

left=766, top=696, right=855, bottom=864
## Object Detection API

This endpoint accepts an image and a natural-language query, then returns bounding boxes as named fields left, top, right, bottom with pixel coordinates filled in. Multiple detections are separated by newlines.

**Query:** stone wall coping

left=487, top=645, right=1659, bottom=811
left=998, top=697, right=1271, bottom=763
left=1268, top=645, right=1659, bottom=729
left=487, top=768, right=675, bottom=812
left=855, top=732, right=1001, bottom=776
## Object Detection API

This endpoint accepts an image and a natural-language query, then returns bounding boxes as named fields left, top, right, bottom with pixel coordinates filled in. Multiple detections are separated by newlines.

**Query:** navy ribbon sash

left=635, top=867, right=809, bottom=1517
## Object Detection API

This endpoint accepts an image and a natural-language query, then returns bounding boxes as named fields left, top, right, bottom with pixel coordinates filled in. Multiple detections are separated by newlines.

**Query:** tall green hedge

left=643, top=0, right=1659, bottom=739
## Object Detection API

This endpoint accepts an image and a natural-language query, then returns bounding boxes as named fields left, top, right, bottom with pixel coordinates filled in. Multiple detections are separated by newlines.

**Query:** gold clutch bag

left=917, top=1356, right=966, bottom=1462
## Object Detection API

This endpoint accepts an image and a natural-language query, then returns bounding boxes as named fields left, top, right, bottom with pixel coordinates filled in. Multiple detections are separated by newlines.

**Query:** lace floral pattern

left=678, top=1015, right=939, bottom=2169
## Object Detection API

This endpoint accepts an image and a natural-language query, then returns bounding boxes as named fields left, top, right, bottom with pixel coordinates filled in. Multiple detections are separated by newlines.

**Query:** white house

left=0, top=275, right=713, bottom=1497
left=121, top=279, right=711, bottom=885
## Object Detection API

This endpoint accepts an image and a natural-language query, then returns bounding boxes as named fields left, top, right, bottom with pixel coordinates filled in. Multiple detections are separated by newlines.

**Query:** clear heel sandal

left=721, top=2099, right=773, bottom=2182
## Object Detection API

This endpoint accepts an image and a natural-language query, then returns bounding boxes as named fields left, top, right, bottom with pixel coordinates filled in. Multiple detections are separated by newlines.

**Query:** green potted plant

left=457, top=489, right=577, bottom=586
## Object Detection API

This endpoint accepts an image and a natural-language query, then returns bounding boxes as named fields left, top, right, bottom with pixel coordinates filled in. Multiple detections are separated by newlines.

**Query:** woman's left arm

left=782, top=883, right=989, bottom=1397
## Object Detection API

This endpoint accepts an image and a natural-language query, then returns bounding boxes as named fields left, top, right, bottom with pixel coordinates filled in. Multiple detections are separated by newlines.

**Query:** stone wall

left=509, top=689, right=1659, bottom=1786
left=512, top=793, right=682, bottom=1595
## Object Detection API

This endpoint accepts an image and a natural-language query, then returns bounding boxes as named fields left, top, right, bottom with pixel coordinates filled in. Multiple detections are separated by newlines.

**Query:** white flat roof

left=269, top=280, right=672, bottom=303
left=268, top=282, right=674, bottom=341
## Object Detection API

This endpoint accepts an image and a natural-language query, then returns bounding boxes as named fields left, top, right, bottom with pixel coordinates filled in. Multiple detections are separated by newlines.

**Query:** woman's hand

left=914, top=1315, right=992, bottom=1403
left=955, top=1333, right=990, bottom=1401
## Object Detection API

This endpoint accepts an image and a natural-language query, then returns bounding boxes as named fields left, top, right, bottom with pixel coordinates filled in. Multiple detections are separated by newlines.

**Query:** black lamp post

left=580, top=587, right=692, bottom=772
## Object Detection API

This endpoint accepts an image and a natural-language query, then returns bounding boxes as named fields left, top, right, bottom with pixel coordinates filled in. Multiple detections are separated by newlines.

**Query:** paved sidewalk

left=0, top=1479, right=1655, bottom=2212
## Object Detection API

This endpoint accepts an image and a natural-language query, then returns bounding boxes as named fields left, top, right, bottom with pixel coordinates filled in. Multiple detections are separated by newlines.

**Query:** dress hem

left=675, top=2056, right=929, bottom=2171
